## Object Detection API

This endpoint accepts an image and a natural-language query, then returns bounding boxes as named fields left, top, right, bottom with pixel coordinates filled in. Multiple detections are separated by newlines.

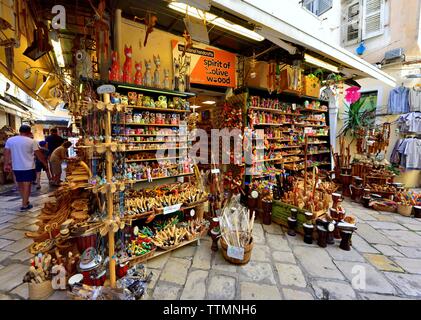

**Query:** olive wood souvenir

left=317, top=225, right=328, bottom=248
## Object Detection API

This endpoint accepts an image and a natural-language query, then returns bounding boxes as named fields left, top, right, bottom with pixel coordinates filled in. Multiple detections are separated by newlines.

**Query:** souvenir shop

left=2, top=0, right=419, bottom=300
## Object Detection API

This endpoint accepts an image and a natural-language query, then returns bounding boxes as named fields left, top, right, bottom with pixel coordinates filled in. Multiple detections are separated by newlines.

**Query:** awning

left=212, top=0, right=396, bottom=87
left=0, top=96, right=32, bottom=119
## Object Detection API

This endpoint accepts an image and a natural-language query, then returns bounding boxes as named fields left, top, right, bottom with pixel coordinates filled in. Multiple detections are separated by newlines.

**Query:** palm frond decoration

left=338, top=98, right=376, bottom=138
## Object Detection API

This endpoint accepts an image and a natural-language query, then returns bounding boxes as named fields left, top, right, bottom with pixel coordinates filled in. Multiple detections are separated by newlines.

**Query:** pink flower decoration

left=345, top=86, right=361, bottom=104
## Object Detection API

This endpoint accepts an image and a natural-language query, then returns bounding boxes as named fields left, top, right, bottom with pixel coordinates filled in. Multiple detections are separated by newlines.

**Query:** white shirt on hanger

left=409, top=87, right=421, bottom=112
left=404, top=138, right=421, bottom=169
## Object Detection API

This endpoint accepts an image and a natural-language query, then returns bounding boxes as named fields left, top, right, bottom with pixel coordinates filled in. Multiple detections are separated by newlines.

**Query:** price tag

left=97, top=84, right=116, bottom=94
left=163, top=203, right=182, bottom=215
left=211, top=168, right=220, bottom=174
left=227, top=245, right=245, bottom=260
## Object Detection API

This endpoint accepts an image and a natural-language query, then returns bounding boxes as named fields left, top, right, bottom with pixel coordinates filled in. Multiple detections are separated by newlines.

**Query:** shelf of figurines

left=247, top=87, right=329, bottom=103
left=81, top=77, right=196, bottom=98
left=78, top=93, right=192, bottom=115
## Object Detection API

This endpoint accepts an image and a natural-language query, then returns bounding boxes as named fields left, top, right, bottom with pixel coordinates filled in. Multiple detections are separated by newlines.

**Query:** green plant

left=338, top=98, right=376, bottom=138
left=307, top=69, right=324, bottom=88
left=386, top=165, right=400, bottom=176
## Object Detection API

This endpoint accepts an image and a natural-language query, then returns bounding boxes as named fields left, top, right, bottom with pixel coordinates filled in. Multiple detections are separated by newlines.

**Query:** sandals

left=20, top=203, right=33, bottom=212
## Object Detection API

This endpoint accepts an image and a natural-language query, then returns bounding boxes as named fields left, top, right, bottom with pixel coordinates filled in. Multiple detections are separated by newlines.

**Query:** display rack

left=245, top=87, right=332, bottom=179
left=75, top=79, right=209, bottom=288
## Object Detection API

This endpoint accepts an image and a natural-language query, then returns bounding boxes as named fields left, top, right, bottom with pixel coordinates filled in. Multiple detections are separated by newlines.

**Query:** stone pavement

left=1, top=183, right=421, bottom=300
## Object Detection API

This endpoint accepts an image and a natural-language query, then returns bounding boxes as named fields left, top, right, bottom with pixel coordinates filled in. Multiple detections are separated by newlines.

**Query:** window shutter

left=317, top=0, right=333, bottom=15
left=362, top=0, right=385, bottom=39
left=341, top=1, right=361, bottom=45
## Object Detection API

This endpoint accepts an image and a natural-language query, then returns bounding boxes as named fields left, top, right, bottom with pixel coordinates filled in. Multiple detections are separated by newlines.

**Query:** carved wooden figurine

left=109, top=50, right=121, bottom=81
left=134, top=61, right=143, bottom=85
left=51, top=264, right=67, bottom=290
left=122, top=45, right=133, bottom=83
left=163, top=69, right=170, bottom=90
left=153, top=54, right=161, bottom=88
left=144, top=59, right=152, bottom=87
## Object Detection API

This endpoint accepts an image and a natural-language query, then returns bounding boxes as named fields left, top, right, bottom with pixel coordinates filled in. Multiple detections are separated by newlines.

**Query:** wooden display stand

left=271, top=200, right=325, bottom=235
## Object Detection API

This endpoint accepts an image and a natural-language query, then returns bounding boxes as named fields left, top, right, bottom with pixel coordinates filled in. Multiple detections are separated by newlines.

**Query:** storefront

left=4, top=0, right=419, bottom=300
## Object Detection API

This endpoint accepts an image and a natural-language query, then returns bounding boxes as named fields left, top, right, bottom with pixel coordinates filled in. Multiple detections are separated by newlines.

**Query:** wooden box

left=271, top=200, right=325, bottom=235
left=304, top=76, right=321, bottom=98
left=279, top=66, right=304, bottom=94
left=246, top=61, right=269, bottom=89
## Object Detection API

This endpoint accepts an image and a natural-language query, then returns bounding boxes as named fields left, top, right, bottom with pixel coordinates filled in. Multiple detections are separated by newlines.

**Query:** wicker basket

left=220, top=237, right=253, bottom=265
left=372, top=203, right=397, bottom=213
left=28, top=281, right=54, bottom=300
left=397, top=204, right=413, bottom=217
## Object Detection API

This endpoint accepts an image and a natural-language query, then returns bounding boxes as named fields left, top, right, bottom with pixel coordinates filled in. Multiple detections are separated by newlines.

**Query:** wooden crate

left=279, top=66, right=304, bottom=95
left=272, top=200, right=325, bottom=235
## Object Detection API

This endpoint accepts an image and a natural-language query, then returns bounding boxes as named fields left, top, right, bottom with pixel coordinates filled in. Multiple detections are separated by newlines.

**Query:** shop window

left=341, top=0, right=385, bottom=46
left=303, top=0, right=333, bottom=16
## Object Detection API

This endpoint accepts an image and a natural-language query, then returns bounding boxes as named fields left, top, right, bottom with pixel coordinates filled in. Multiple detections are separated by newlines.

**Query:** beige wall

left=345, top=0, right=421, bottom=63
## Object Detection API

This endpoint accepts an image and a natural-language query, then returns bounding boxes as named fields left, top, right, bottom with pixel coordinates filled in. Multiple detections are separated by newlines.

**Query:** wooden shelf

left=113, top=123, right=187, bottom=127
left=125, top=146, right=188, bottom=152
left=308, top=150, right=330, bottom=155
left=81, top=78, right=196, bottom=98
left=295, top=123, right=328, bottom=127
left=298, top=108, right=328, bottom=113
left=126, top=156, right=181, bottom=162
left=250, top=107, right=301, bottom=116
left=273, top=145, right=301, bottom=149
left=129, top=106, right=190, bottom=113
left=131, top=172, right=194, bottom=183
left=254, top=123, right=293, bottom=127
left=283, top=158, right=304, bottom=163
left=307, top=141, right=327, bottom=145
left=266, top=138, right=297, bottom=141
left=112, top=134, right=186, bottom=137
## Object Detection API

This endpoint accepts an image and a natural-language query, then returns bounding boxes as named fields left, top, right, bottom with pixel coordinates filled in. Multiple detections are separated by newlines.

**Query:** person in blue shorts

left=34, top=141, right=51, bottom=189
left=3, top=125, right=48, bottom=211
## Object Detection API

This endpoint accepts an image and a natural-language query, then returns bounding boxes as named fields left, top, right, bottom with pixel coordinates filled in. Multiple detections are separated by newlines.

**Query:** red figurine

left=134, top=61, right=143, bottom=85
left=109, top=51, right=121, bottom=82
left=122, top=45, right=133, bottom=83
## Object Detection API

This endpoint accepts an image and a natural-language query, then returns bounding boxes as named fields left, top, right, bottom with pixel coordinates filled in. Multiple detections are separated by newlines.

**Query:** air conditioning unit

left=384, top=48, right=405, bottom=63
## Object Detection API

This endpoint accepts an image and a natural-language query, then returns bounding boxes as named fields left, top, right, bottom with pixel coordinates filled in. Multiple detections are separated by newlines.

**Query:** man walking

left=3, top=125, right=48, bottom=211
left=45, top=128, right=64, bottom=156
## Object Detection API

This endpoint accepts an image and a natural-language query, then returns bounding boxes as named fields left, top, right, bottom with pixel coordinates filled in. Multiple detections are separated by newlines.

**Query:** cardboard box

left=304, top=76, right=321, bottom=98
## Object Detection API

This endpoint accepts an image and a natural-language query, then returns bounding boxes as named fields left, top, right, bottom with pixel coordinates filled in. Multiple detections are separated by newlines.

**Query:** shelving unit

left=246, top=87, right=332, bottom=178
left=77, top=79, right=207, bottom=287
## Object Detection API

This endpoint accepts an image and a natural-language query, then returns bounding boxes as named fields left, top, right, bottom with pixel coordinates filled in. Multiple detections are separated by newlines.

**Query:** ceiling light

left=36, top=75, right=50, bottom=95
left=202, top=100, right=216, bottom=105
left=304, top=54, right=339, bottom=73
left=50, top=31, right=65, bottom=67
left=168, top=2, right=264, bottom=42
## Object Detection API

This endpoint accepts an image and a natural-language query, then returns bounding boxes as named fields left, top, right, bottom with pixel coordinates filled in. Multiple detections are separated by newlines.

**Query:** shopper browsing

left=34, top=141, right=52, bottom=189
left=3, top=125, right=48, bottom=211
left=49, top=141, right=73, bottom=185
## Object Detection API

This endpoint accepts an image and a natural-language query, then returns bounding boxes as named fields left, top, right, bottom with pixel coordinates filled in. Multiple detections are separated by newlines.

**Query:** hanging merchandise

left=397, top=112, right=421, bottom=133
left=388, top=86, right=410, bottom=114
left=409, top=85, right=421, bottom=112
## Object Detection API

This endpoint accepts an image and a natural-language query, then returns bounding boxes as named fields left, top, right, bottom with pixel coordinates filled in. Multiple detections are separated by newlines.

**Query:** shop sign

left=172, top=40, right=236, bottom=87
left=227, top=245, right=244, bottom=260
left=97, top=84, right=116, bottom=94
left=163, top=203, right=182, bottom=215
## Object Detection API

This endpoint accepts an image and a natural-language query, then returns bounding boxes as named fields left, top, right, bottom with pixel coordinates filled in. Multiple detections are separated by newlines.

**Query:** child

left=34, top=141, right=51, bottom=189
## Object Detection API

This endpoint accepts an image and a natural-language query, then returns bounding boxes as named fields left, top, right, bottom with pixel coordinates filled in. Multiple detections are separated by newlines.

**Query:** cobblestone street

left=1, top=184, right=421, bottom=300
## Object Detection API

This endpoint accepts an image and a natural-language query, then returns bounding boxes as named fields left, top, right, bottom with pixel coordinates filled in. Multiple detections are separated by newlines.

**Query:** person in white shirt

left=4, top=125, right=48, bottom=211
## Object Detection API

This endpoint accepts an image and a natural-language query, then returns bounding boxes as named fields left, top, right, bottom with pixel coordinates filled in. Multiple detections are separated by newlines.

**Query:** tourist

left=34, top=141, right=51, bottom=189
left=49, top=140, right=72, bottom=185
left=3, top=125, right=48, bottom=211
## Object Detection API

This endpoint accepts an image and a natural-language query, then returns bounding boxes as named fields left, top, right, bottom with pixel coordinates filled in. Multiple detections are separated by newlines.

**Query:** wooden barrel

left=220, top=237, right=253, bottom=265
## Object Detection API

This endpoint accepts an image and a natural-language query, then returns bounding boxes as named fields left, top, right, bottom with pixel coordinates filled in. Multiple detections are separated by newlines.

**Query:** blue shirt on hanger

left=388, top=86, right=410, bottom=114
